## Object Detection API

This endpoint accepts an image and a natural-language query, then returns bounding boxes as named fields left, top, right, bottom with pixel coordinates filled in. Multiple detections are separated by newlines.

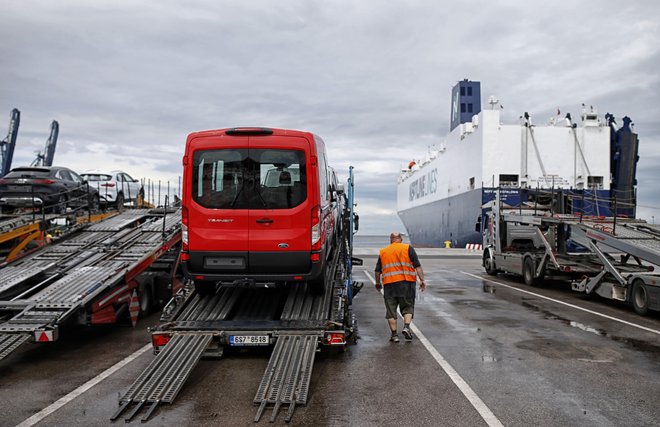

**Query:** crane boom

left=31, top=120, right=59, bottom=167
left=1, top=109, right=20, bottom=177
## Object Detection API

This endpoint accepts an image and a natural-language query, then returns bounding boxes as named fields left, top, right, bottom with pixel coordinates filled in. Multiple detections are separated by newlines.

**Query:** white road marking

left=364, top=271, right=504, bottom=427
left=461, top=271, right=660, bottom=336
left=15, top=343, right=152, bottom=427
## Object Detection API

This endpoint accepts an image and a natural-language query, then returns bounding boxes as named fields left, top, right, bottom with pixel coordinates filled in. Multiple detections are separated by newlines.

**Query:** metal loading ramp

left=0, top=333, right=29, bottom=361
left=254, top=334, right=318, bottom=423
left=112, top=333, right=213, bottom=423
left=575, top=220, right=660, bottom=266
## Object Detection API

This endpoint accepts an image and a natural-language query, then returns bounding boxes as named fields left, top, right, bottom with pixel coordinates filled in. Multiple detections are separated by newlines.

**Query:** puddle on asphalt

left=521, top=299, right=660, bottom=360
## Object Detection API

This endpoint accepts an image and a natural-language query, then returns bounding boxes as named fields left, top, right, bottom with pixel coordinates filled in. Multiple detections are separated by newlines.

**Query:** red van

left=181, top=127, right=337, bottom=295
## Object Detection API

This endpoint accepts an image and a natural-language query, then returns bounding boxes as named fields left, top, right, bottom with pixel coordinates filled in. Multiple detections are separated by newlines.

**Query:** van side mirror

left=474, top=215, right=481, bottom=233
left=336, top=183, right=345, bottom=194
left=353, top=213, right=359, bottom=231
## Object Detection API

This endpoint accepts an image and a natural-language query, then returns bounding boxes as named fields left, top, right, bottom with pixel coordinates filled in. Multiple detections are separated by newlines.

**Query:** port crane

left=0, top=109, right=20, bottom=177
left=31, top=120, right=59, bottom=167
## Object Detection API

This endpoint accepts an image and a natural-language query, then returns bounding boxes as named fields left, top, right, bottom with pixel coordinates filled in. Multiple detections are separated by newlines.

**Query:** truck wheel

left=631, top=280, right=649, bottom=315
left=138, top=279, right=153, bottom=318
left=523, top=257, right=537, bottom=286
left=194, top=280, right=216, bottom=296
left=484, top=252, right=497, bottom=276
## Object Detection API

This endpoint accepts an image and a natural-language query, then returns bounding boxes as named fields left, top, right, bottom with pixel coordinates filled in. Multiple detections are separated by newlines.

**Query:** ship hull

left=398, top=189, right=482, bottom=248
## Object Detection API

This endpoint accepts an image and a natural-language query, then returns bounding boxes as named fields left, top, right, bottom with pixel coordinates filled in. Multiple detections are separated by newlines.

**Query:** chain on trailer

left=0, top=209, right=182, bottom=361
left=112, top=167, right=362, bottom=424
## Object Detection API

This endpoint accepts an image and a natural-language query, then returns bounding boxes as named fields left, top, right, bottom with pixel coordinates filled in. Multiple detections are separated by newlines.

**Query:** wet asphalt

left=1, top=254, right=659, bottom=427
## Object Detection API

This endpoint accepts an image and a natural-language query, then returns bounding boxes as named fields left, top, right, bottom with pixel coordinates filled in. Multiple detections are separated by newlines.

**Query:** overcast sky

left=1, top=1, right=659, bottom=235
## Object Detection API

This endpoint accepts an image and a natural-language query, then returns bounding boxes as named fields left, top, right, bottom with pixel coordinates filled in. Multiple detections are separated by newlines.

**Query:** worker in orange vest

left=374, top=232, right=426, bottom=342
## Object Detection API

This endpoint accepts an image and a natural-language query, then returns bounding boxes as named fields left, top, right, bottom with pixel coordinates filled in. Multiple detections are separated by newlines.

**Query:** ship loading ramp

left=112, top=169, right=362, bottom=424
left=0, top=208, right=182, bottom=361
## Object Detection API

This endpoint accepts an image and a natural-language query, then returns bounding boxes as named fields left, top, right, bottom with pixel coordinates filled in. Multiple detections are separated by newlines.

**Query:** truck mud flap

left=111, top=333, right=212, bottom=423
left=0, top=333, right=30, bottom=361
left=254, top=334, right=318, bottom=423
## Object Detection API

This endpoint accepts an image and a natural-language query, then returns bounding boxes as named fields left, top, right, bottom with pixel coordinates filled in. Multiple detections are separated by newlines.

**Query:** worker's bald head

left=390, top=232, right=403, bottom=243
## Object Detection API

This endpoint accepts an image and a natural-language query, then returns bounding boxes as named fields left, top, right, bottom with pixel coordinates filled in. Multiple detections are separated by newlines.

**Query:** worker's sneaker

left=402, top=326, right=413, bottom=341
left=389, top=334, right=400, bottom=343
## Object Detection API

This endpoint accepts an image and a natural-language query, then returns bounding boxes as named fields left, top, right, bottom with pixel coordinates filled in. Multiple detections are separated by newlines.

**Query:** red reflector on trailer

left=563, top=266, right=572, bottom=272
left=325, top=332, right=346, bottom=345
left=293, top=276, right=303, bottom=280
left=152, top=334, right=171, bottom=347
left=311, top=253, right=320, bottom=262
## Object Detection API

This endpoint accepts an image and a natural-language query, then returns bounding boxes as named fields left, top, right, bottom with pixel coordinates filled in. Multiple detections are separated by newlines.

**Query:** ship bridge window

left=499, top=174, right=519, bottom=187
left=467, top=103, right=473, bottom=113
left=461, top=103, right=466, bottom=113
left=587, top=176, right=603, bottom=189
left=467, top=86, right=473, bottom=96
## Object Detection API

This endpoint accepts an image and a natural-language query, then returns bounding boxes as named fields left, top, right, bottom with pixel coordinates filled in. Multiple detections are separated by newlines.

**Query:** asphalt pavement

left=1, top=253, right=659, bottom=427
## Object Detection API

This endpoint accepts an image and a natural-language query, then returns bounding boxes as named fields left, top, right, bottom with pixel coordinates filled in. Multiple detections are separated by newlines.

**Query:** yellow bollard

left=444, top=240, right=451, bottom=248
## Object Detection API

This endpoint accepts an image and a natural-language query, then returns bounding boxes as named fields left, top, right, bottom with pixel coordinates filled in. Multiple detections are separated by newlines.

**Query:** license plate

left=7, top=185, right=24, bottom=192
left=229, top=335, right=269, bottom=346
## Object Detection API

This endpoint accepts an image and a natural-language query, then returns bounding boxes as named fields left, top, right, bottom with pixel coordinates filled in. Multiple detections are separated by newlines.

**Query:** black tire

left=54, top=195, right=67, bottom=215
left=484, top=252, right=497, bottom=276
left=523, top=257, right=537, bottom=286
left=631, top=280, right=649, bottom=315
left=88, top=194, right=100, bottom=213
left=308, top=265, right=327, bottom=296
left=116, top=192, right=125, bottom=211
left=138, top=281, right=153, bottom=318
left=194, top=280, right=216, bottom=296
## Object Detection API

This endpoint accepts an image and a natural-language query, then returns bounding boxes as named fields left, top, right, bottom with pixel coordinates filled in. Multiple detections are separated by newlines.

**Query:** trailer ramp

left=0, top=333, right=30, bottom=361
left=112, top=333, right=213, bottom=423
left=254, top=334, right=318, bottom=423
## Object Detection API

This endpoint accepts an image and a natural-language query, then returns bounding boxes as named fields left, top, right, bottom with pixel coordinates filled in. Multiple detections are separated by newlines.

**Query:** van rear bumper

left=183, top=250, right=324, bottom=283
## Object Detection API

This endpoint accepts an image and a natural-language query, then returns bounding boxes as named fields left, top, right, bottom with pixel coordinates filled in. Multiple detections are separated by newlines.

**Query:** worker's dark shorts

left=384, top=296, right=415, bottom=319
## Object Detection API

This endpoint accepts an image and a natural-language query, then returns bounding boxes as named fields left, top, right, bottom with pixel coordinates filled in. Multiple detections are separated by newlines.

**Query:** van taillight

left=182, top=207, right=189, bottom=248
left=311, top=205, right=321, bottom=249
left=182, top=224, right=188, bottom=247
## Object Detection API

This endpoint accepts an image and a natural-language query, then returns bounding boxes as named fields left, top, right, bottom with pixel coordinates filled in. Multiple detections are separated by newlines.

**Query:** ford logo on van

left=208, top=218, right=234, bottom=223
left=278, top=243, right=289, bottom=248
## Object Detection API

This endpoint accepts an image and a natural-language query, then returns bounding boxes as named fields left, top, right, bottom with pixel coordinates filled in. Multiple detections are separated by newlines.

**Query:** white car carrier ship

left=397, top=79, right=639, bottom=248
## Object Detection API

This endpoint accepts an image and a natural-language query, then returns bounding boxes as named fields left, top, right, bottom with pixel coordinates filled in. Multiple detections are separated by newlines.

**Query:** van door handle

left=256, top=218, right=274, bottom=224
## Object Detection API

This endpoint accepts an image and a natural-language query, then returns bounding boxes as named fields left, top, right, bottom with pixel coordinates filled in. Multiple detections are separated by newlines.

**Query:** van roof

left=187, top=127, right=316, bottom=141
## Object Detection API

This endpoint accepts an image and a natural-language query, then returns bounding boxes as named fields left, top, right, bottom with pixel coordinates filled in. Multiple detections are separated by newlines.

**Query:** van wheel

left=631, top=279, right=649, bottom=315
left=523, top=257, right=538, bottom=286
left=308, top=266, right=327, bottom=296
left=194, top=280, right=216, bottom=297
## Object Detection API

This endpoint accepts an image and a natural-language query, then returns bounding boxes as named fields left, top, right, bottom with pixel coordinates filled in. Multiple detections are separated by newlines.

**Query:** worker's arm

left=409, top=246, right=426, bottom=291
left=374, top=256, right=383, bottom=291
left=415, top=266, right=426, bottom=291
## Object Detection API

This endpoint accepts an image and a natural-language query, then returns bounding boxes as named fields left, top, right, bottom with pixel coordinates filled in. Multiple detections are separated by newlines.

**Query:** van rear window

left=192, top=149, right=307, bottom=209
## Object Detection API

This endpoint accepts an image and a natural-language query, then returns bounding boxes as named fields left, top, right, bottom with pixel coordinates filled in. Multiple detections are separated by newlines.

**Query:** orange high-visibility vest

left=379, top=242, right=416, bottom=285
